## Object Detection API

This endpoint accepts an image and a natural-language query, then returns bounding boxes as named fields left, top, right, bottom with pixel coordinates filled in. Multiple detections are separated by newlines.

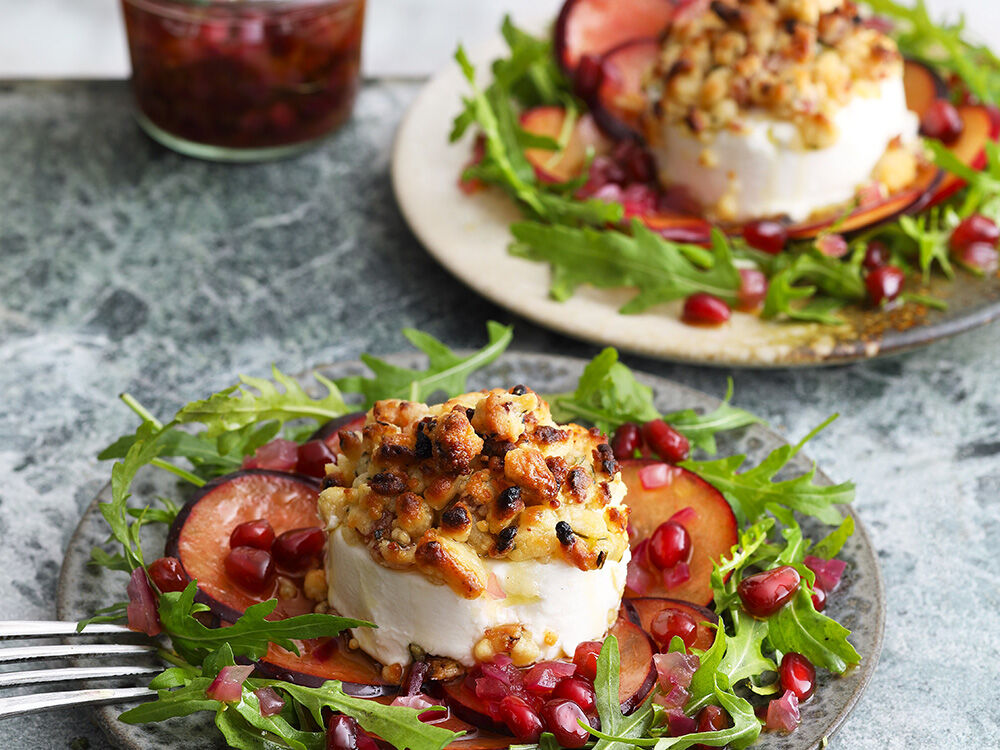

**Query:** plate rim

left=56, top=350, right=886, bottom=750
left=390, top=34, right=1000, bottom=368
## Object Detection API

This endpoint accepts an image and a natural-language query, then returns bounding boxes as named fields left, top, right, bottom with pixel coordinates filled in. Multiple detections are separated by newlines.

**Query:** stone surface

left=1, top=80, right=999, bottom=748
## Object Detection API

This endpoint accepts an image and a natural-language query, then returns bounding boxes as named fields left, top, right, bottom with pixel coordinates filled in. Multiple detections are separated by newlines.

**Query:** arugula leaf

left=280, top=681, right=458, bottom=750
left=768, top=588, right=861, bottom=674
left=76, top=601, right=128, bottom=632
left=587, top=636, right=655, bottom=750
left=717, top=613, right=775, bottom=687
left=811, top=515, right=856, bottom=559
left=176, top=366, right=348, bottom=438
left=159, top=583, right=371, bottom=663
left=510, top=222, right=741, bottom=312
left=761, top=252, right=863, bottom=325
left=898, top=213, right=955, bottom=282
left=334, top=322, right=513, bottom=407
left=661, top=379, right=761, bottom=455
left=682, top=417, right=854, bottom=525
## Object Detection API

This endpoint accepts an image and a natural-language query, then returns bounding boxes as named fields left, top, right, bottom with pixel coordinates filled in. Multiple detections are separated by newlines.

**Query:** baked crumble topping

left=645, top=0, right=905, bottom=148
left=318, top=386, right=630, bottom=599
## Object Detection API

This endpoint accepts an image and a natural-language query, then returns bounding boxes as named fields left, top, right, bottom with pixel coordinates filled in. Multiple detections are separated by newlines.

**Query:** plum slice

left=926, top=104, right=1000, bottom=208
left=520, top=106, right=611, bottom=182
left=554, top=0, right=676, bottom=75
left=902, top=59, right=948, bottom=120
left=308, top=411, right=366, bottom=452
left=165, top=469, right=390, bottom=693
left=591, top=38, right=660, bottom=141
left=620, top=460, right=738, bottom=606
left=622, top=597, right=717, bottom=652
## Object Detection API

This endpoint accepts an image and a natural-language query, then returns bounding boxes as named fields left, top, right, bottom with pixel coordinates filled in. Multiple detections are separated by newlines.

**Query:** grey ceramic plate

left=57, top=352, right=885, bottom=749
left=392, top=36, right=1000, bottom=367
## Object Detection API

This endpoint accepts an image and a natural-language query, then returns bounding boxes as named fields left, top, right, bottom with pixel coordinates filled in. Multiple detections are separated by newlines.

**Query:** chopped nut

left=303, top=568, right=328, bottom=602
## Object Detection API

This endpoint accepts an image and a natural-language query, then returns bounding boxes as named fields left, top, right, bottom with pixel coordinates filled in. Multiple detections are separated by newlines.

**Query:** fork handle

left=0, top=687, right=154, bottom=719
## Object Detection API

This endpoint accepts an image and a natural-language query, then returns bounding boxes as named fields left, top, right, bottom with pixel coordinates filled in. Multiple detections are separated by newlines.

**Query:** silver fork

left=0, top=621, right=161, bottom=719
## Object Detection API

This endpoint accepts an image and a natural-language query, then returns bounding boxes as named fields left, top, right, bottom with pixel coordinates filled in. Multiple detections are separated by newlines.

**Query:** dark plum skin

left=307, top=411, right=366, bottom=447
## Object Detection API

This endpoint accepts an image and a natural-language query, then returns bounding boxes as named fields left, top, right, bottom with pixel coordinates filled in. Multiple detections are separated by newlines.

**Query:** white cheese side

left=325, top=526, right=630, bottom=667
left=652, top=75, right=919, bottom=222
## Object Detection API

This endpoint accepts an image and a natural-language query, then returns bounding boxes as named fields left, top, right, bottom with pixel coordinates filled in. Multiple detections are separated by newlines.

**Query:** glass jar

left=121, top=0, right=366, bottom=161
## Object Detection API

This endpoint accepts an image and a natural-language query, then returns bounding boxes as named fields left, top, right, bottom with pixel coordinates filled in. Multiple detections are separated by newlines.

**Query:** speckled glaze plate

left=58, top=353, right=885, bottom=749
left=391, top=36, right=1000, bottom=367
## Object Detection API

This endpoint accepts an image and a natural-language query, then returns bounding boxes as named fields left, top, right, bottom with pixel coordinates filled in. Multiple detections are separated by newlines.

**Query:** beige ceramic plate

left=391, top=36, right=1000, bottom=367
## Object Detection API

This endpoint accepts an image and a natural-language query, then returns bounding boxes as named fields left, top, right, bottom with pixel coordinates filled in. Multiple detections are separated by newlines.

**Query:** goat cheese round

left=325, top=525, right=630, bottom=667
left=652, top=76, right=919, bottom=222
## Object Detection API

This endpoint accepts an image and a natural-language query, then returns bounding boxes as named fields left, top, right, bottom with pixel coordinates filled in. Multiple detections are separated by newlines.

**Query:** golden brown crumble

left=318, top=387, right=630, bottom=599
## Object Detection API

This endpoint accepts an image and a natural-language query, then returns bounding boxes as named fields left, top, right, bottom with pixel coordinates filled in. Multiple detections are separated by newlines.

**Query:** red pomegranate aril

left=951, top=214, right=1000, bottom=251
left=147, top=556, right=188, bottom=593
left=920, top=98, right=964, bottom=144
left=647, top=521, right=692, bottom=570
left=574, top=54, right=605, bottom=98
left=551, top=677, right=596, bottom=712
left=682, top=293, right=731, bottom=326
left=650, top=608, right=699, bottom=650
left=272, top=527, right=325, bottom=571
left=862, top=241, right=889, bottom=270
left=611, top=422, right=643, bottom=460
left=779, top=652, right=816, bottom=701
left=743, top=220, right=788, bottom=254
left=955, top=242, right=1000, bottom=273
left=737, top=268, right=768, bottom=310
left=297, top=439, right=336, bottom=478
left=737, top=565, right=801, bottom=618
left=229, top=519, right=275, bottom=551
left=573, top=641, right=602, bottom=682
left=692, top=705, right=730, bottom=748
left=498, top=695, right=543, bottom=743
left=541, top=699, right=591, bottom=748
left=524, top=661, right=577, bottom=696
left=866, top=265, right=905, bottom=305
left=642, top=419, right=691, bottom=463
left=811, top=585, right=827, bottom=612
left=816, top=233, right=849, bottom=258
left=225, top=546, right=275, bottom=593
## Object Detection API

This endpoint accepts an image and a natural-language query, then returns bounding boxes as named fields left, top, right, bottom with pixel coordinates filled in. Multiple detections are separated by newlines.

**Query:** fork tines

left=0, top=621, right=159, bottom=719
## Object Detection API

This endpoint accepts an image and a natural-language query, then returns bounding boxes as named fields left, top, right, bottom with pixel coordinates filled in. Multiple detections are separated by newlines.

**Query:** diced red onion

left=207, top=665, right=254, bottom=702
left=661, top=561, right=691, bottom=589
left=653, top=651, right=700, bottom=691
left=242, top=438, right=298, bottom=472
left=392, top=694, right=450, bottom=724
left=765, top=690, right=800, bottom=732
left=668, top=506, right=698, bottom=526
left=655, top=684, right=690, bottom=711
left=626, top=549, right=655, bottom=595
left=665, top=708, right=698, bottom=737
left=524, top=661, right=576, bottom=695
left=126, top=567, right=161, bottom=637
left=639, top=462, right=677, bottom=490
left=255, top=687, right=285, bottom=717
left=816, top=234, right=849, bottom=258
left=402, top=661, right=429, bottom=697
left=486, top=572, right=507, bottom=600
left=804, top=555, right=847, bottom=593
left=857, top=181, right=886, bottom=208
left=475, top=677, right=510, bottom=702
left=737, top=268, right=768, bottom=309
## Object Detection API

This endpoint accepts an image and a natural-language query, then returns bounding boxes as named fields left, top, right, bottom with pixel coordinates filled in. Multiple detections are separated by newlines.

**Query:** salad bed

left=452, top=0, right=1000, bottom=327
left=83, top=323, right=868, bottom=749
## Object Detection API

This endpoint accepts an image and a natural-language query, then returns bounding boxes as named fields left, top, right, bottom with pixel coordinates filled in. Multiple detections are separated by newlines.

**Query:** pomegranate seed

left=811, top=585, right=827, bottom=612
left=327, top=715, right=378, bottom=750
left=229, top=519, right=275, bottom=550
left=642, top=420, right=690, bottom=463
left=682, top=293, right=731, bottom=326
left=862, top=241, right=889, bottom=270
left=147, top=556, right=188, bottom=593
left=779, top=652, right=816, bottom=701
left=498, top=695, right=543, bottom=743
left=737, top=565, right=801, bottom=618
left=541, top=699, right=590, bottom=748
left=650, top=608, right=699, bottom=650
left=951, top=214, right=1000, bottom=251
left=272, top=527, right=325, bottom=571
left=621, top=146, right=656, bottom=184
left=297, top=439, right=336, bottom=478
left=225, top=547, right=275, bottom=593
left=647, top=521, right=692, bottom=570
left=743, top=220, right=788, bottom=254
left=955, top=242, right=1000, bottom=272
left=572, top=641, right=602, bottom=682
left=551, top=677, right=596, bottom=712
left=920, top=98, right=964, bottom=144
left=865, top=265, right=905, bottom=305
left=693, top=705, right=730, bottom=748
left=611, top=422, right=643, bottom=460
left=574, top=55, right=605, bottom=98
left=737, top=268, right=768, bottom=310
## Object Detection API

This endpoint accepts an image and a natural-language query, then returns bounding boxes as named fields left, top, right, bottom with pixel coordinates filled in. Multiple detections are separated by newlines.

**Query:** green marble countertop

left=1, top=80, right=998, bottom=748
